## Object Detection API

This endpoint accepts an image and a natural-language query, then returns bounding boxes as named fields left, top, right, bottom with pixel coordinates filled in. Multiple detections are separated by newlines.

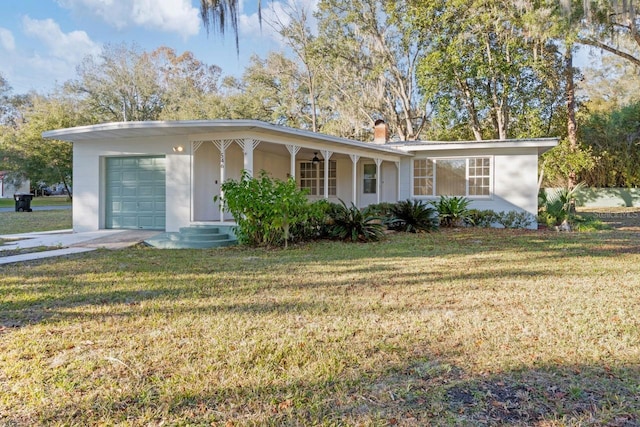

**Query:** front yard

left=1, top=228, right=639, bottom=425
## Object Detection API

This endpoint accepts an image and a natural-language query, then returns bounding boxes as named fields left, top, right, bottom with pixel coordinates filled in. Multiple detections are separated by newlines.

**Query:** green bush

left=326, top=200, right=385, bottom=242
left=432, top=196, right=473, bottom=227
left=467, top=209, right=498, bottom=228
left=366, top=202, right=396, bottom=219
left=539, top=183, right=585, bottom=229
left=290, top=199, right=333, bottom=241
left=216, top=170, right=312, bottom=247
left=495, top=211, right=535, bottom=229
left=388, top=199, right=439, bottom=233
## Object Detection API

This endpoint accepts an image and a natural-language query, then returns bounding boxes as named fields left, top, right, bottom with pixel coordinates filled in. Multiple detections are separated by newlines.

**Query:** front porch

left=190, top=137, right=404, bottom=223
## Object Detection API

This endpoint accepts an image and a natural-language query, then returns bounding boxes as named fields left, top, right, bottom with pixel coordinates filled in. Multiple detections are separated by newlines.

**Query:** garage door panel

left=106, top=156, right=166, bottom=230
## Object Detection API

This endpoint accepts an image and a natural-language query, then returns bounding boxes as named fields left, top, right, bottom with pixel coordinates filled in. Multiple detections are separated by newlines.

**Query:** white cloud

left=57, top=0, right=200, bottom=39
left=0, top=27, right=15, bottom=51
left=22, top=16, right=101, bottom=63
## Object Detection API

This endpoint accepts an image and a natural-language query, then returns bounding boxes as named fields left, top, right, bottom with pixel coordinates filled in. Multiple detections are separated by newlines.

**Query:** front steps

left=144, top=225, right=237, bottom=249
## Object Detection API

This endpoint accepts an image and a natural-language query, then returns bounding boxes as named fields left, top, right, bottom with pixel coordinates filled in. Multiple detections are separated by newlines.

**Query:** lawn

left=0, top=210, right=72, bottom=235
left=0, top=196, right=71, bottom=209
left=1, top=229, right=639, bottom=426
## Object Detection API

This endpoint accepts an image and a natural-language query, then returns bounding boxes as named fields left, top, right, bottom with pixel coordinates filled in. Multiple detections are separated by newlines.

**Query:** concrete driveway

left=0, top=229, right=161, bottom=265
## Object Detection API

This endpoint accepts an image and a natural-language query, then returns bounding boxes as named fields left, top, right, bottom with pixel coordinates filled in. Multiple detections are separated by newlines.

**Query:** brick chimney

left=373, top=119, right=389, bottom=144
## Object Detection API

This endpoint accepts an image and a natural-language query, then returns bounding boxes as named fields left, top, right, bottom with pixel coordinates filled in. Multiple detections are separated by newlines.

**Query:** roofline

left=388, top=137, right=558, bottom=154
left=42, top=119, right=413, bottom=157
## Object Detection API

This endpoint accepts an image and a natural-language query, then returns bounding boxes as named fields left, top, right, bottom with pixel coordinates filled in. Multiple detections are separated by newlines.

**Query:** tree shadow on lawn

left=1, top=233, right=640, bottom=425
left=12, top=350, right=639, bottom=426
left=1, top=229, right=640, bottom=329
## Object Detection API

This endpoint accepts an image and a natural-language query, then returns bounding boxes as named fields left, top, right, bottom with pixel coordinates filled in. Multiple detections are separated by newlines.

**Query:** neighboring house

left=0, top=171, right=30, bottom=198
left=42, top=120, right=557, bottom=233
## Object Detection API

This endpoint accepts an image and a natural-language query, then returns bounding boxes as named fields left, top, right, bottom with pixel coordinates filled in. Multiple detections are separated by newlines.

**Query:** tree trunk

left=565, top=48, right=578, bottom=189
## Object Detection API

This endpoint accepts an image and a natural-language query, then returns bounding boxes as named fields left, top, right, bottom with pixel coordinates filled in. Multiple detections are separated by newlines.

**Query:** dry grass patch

left=1, top=229, right=639, bottom=426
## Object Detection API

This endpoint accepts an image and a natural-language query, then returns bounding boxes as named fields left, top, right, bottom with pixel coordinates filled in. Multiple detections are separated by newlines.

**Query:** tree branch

left=578, top=37, right=640, bottom=67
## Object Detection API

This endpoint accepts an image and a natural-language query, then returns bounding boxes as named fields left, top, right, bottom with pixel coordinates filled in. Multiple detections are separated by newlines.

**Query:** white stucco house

left=42, top=120, right=557, bottom=234
left=0, top=172, right=30, bottom=198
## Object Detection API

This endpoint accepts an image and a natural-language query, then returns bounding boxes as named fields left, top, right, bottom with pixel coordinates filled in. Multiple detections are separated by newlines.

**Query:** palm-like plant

left=540, top=182, right=586, bottom=227
left=432, top=196, right=473, bottom=227
left=389, top=199, right=439, bottom=233
left=327, top=200, right=384, bottom=242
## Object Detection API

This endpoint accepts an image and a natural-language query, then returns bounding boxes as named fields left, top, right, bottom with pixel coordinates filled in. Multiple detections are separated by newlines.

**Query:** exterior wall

left=335, top=157, right=353, bottom=205
left=73, top=135, right=189, bottom=233
left=0, top=178, right=30, bottom=198
left=399, top=147, right=540, bottom=228
left=572, top=187, right=640, bottom=207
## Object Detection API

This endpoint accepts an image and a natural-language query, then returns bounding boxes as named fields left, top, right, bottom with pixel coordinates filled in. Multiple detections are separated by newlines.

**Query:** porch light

left=312, top=152, right=321, bottom=164
left=172, top=145, right=184, bottom=152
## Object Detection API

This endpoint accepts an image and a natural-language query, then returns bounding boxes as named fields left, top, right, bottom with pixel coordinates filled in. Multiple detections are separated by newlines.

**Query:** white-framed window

left=299, top=161, right=336, bottom=196
left=363, top=163, right=377, bottom=194
left=413, top=157, right=492, bottom=197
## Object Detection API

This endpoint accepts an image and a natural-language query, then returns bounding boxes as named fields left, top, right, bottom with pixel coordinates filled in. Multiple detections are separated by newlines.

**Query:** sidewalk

left=0, top=229, right=161, bottom=265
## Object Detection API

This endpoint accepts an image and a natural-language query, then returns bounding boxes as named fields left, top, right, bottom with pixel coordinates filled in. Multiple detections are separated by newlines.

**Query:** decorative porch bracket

left=236, top=139, right=261, bottom=177
left=286, top=145, right=300, bottom=180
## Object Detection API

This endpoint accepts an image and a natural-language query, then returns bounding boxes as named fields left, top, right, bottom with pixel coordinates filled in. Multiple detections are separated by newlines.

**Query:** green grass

left=0, top=210, right=72, bottom=235
left=0, top=196, right=71, bottom=209
left=1, top=229, right=639, bottom=426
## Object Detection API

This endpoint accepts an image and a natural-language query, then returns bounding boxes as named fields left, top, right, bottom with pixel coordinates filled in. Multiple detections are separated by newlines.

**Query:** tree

left=70, top=43, right=165, bottom=122
left=312, top=0, right=427, bottom=141
left=577, top=0, right=640, bottom=68
left=265, top=1, right=324, bottom=131
left=579, top=101, right=640, bottom=187
left=153, top=46, right=223, bottom=120
left=6, top=92, right=79, bottom=197
left=200, top=0, right=262, bottom=53
left=411, top=0, right=564, bottom=141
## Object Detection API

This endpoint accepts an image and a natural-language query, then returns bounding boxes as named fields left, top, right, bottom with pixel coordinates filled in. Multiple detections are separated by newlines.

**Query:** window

left=299, top=161, right=336, bottom=196
left=413, top=157, right=492, bottom=197
left=363, top=164, right=377, bottom=194
left=468, top=157, right=491, bottom=196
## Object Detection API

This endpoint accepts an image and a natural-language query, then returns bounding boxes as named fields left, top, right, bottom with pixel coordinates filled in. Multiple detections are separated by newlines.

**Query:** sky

left=0, top=0, right=317, bottom=94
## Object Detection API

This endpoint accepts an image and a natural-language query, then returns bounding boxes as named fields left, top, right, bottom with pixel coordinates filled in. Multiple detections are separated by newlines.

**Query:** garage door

left=105, top=156, right=166, bottom=230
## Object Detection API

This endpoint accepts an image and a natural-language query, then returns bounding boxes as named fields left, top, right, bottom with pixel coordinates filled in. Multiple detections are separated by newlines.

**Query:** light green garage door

left=105, top=156, right=166, bottom=230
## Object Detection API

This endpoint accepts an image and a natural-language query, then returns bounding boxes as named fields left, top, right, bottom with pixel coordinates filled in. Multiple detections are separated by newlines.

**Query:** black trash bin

left=14, top=193, right=34, bottom=212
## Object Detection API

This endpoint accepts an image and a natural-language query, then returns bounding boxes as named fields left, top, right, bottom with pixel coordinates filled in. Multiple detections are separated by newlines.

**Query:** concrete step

left=144, top=225, right=238, bottom=249
left=168, top=232, right=230, bottom=242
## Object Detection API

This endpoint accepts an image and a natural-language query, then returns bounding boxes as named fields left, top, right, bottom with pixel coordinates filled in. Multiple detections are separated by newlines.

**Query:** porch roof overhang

left=42, top=119, right=413, bottom=161
left=388, top=137, right=558, bottom=155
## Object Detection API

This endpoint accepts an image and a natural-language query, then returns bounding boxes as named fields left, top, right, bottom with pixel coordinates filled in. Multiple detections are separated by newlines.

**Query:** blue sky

left=0, top=0, right=317, bottom=94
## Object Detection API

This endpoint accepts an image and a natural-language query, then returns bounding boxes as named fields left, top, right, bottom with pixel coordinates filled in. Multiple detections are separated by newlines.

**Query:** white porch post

left=213, top=140, right=233, bottom=221
left=237, top=139, right=260, bottom=177
left=395, top=161, right=400, bottom=202
left=350, top=154, right=359, bottom=206
left=375, top=158, right=383, bottom=204
left=286, top=145, right=300, bottom=180
left=322, top=150, right=333, bottom=199
left=191, top=141, right=204, bottom=222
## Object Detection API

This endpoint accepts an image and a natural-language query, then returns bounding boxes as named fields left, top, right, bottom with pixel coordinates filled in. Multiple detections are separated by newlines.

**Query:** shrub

left=388, top=199, right=439, bottom=233
left=366, top=202, right=396, bottom=220
left=326, top=200, right=385, bottom=242
left=216, top=170, right=312, bottom=247
left=290, top=199, right=333, bottom=241
left=467, top=209, right=498, bottom=228
left=539, top=183, right=586, bottom=229
left=432, top=196, right=473, bottom=227
left=495, top=211, right=535, bottom=229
